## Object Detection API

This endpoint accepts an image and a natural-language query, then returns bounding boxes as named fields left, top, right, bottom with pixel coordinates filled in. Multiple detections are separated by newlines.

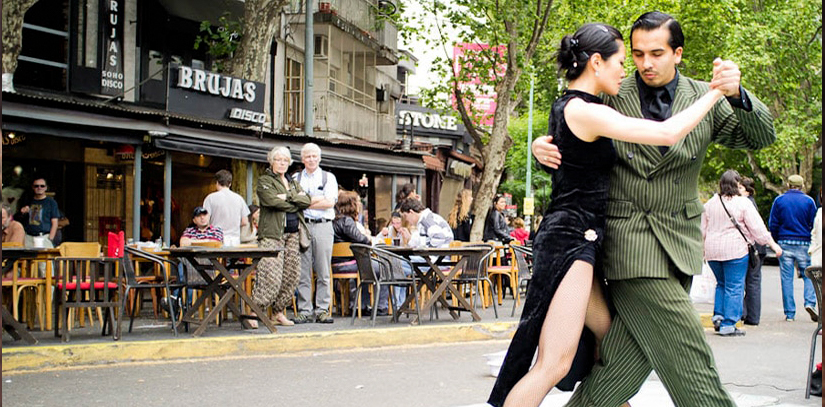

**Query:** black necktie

left=647, top=88, right=671, bottom=154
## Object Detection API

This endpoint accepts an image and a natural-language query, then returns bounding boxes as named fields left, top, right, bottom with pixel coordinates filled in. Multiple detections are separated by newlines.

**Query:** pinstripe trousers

left=566, top=268, right=735, bottom=407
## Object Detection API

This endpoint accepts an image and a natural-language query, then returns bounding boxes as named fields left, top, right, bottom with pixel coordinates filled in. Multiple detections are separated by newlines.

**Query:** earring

left=595, top=71, right=600, bottom=77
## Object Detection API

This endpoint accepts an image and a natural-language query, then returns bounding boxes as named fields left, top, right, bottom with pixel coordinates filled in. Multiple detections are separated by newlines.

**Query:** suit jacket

left=601, top=75, right=775, bottom=280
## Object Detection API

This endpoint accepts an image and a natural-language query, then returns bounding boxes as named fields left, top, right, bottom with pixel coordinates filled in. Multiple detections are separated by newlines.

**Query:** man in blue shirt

left=769, top=174, right=818, bottom=322
left=18, top=178, right=60, bottom=249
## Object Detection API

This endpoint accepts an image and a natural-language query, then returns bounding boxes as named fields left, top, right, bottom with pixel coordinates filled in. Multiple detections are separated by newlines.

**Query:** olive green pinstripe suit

left=565, top=74, right=775, bottom=407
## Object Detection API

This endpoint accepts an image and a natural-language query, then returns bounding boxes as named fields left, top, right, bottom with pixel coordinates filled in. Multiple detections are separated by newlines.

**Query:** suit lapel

left=614, top=80, right=662, bottom=165
left=652, top=76, right=699, bottom=173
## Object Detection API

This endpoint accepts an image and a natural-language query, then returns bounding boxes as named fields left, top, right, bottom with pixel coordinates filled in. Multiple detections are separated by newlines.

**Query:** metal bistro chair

left=510, top=244, right=533, bottom=317
left=452, top=243, right=498, bottom=318
left=804, top=265, right=822, bottom=399
left=52, top=257, right=121, bottom=342
left=120, top=246, right=187, bottom=337
left=349, top=243, right=420, bottom=326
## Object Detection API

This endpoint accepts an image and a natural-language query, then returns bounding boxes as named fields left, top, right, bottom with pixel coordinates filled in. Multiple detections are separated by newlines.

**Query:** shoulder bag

left=719, top=196, right=759, bottom=269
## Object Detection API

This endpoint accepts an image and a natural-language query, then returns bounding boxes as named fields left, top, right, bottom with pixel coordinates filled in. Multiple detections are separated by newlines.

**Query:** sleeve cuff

left=726, top=86, right=753, bottom=112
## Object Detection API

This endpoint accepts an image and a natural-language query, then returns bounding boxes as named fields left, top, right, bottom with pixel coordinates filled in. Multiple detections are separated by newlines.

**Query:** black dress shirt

left=635, top=69, right=753, bottom=155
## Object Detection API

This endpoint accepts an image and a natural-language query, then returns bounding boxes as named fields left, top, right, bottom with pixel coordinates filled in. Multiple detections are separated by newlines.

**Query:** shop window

left=147, top=50, right=164, bottom=81
left=16, top=0, right=69, bottom=92
left=96, top=167, right=124, bottom=190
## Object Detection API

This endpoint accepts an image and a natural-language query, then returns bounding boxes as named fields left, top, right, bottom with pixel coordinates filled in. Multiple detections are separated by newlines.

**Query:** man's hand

left=19, top=205, right=29, bottom=214
left=710, top=58, right=741, bottom=98
left=532, top=136, right=562, bottom=169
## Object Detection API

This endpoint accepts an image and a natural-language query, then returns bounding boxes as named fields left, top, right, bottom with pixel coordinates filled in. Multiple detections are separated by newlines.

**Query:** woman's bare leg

left=503, top=260, right=594, bottom=407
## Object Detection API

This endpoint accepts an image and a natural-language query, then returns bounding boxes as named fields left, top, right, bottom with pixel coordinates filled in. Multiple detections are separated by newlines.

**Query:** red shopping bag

left=107, top=231, right=125, bottom=258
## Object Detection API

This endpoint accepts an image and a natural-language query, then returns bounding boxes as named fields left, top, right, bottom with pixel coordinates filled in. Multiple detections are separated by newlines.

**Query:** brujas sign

left=167, top=64, right=266, bottom=124
left=100, top=0, right=124, bottom=96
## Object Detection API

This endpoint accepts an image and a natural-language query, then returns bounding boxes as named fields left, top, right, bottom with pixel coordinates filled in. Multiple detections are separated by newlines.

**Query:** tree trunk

left=227, top=0, right=288, bottom=83
left=2, top=0, right=39, bottom=89
left=469, top=90, right=515, bottom=242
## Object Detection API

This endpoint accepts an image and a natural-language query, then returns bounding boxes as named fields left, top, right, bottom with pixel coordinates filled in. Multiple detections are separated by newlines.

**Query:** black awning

left=155, top=132, right=425, bottom=176
left=2, top=99, right=425, bottom=176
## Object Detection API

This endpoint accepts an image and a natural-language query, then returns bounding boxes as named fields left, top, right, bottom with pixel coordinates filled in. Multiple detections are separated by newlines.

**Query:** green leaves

left=193, top=12, right=243, bottom=73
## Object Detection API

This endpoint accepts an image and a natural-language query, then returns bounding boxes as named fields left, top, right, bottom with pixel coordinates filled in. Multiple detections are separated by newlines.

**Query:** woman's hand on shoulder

left=532, top=136, right=561, bottom=169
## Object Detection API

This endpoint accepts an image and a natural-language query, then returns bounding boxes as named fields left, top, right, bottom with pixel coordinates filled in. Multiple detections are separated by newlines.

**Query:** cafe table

left=1, top=247, right=41, bottom=344
left=382, top=246, right=490, bottom=324
left=168, top=246, right=282, bottom=337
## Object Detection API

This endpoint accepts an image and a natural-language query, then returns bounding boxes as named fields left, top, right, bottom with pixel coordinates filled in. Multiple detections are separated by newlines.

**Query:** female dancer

left=488, top=23, right=723, bottom=407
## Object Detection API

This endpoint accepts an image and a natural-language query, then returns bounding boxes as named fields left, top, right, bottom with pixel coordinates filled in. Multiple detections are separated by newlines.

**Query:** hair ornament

left=570, top=37, right=579, bottom=49
left=573, top=61, right=577, bottom=68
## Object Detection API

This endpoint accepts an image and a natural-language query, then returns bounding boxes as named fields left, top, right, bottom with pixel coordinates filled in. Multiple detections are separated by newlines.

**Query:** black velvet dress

left=488, top=90, right=616, bottom=406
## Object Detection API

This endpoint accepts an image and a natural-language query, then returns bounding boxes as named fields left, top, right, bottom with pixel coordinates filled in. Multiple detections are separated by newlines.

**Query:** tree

left=499, top=111, right=552, bottom=218
left=725, top=0, right=822, bottom=195
left=411, top=0, right=556, bottom=241
left=2, top=0, right=40, bottom=91
left=195, top=0, right=289, bottom=82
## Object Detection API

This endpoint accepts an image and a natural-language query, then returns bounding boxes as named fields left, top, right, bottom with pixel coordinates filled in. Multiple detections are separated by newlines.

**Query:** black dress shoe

left=376, top=309, right=389, bottom=316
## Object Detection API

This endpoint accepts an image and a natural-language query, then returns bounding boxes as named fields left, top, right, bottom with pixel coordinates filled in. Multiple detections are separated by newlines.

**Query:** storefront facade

left=395, top=101, right=480, bottom=218
left=2, top=0, right=422, bottom=247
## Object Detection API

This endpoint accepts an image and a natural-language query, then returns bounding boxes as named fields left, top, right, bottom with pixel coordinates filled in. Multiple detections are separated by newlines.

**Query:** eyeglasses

left=33, top=184, right=46, bottom=188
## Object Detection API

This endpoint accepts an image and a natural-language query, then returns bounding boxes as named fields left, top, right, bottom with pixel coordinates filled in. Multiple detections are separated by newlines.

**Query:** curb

left=2, top=321, right=518, bottom=373
left=699, top=313, right=743, bottom=329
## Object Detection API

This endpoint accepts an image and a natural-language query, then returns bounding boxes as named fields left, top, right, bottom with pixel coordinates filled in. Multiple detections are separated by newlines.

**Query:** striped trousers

left=566, top=269, right=735, bottom=407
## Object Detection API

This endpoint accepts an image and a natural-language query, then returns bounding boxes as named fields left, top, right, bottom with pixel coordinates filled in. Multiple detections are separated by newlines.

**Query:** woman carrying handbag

left=701, top=170, right=782, bottom=336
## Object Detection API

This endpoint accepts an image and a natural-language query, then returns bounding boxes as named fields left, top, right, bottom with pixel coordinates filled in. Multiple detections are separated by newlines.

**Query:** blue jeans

left=778, top=242, right=816, bottom=318
left=395, top=258, right=417, bottom=307
left=709, top=255, right=748, bottom=329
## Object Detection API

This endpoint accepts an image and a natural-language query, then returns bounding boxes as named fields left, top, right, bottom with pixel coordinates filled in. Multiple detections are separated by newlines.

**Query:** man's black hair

left=630, top=11, right=684, bottom=51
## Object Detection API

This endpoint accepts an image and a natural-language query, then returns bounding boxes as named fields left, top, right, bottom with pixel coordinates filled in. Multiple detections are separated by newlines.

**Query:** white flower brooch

left=584, top=229, right=598, bottom=242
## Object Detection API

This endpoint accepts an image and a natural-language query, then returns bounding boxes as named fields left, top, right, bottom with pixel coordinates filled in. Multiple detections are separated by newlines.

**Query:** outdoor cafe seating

left=51, top=256, right=121, bottom=342
left=349, top=243, right=420, bottom=326
left=120, top=245, right=186, bottom=336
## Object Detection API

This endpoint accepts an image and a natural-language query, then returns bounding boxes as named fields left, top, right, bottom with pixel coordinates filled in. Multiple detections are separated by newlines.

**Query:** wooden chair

left=330, top=242, right=360, bottom=317
left=486, top=246, right=516, bottom=306
left=57, top=242, right=103, bottom=327
left=52, top=257, right=121, bottom=342
left=58, top=242, right=102, bottom=257
left=2, top=254, right=45, bottom=330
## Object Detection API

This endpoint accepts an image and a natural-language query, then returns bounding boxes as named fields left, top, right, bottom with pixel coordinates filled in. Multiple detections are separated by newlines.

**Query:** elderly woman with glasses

left=250, top=147, right=311, bottom=328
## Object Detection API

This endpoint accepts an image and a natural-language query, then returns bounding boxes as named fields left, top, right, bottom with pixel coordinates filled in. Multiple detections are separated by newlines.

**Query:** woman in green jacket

left=251, top=146, right=311, bottom=327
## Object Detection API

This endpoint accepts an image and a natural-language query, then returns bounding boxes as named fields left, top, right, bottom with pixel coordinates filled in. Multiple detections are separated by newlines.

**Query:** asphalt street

left=2, top=264, right=821, bottom=407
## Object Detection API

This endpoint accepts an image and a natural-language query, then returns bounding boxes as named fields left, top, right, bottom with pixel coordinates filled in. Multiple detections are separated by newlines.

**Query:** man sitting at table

left=181, top=206, right=223, bottom=246
left=398, top=198, right=454, bottom=248
left=397, top=198, right=455, bottom=306
left=165, top=206, right=224, bottom=313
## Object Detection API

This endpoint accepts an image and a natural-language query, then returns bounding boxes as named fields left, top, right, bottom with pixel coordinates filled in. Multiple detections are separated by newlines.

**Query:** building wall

left=124, top=0, right=137, bottom=102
